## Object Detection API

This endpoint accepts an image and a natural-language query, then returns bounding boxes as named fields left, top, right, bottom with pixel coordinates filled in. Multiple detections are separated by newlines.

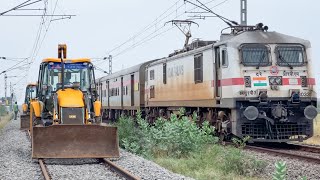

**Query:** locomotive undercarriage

left=237, top=99, right=316, bottom=142
left=101, top=98, right=317, bottom=143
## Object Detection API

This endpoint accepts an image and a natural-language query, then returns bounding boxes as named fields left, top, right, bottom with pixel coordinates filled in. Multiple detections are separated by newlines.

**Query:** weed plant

left=116, top=109, right=266, bottom=179
left=117, top=109, right=217, bottom=158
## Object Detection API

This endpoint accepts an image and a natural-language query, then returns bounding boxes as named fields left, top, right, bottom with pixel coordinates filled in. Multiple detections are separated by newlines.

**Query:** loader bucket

left=32, top=124, right=119, bottom=159
left=20, top=114, right=30, bottom=130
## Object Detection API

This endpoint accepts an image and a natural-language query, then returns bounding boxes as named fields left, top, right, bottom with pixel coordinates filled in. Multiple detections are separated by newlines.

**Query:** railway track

left=244, top=143, right=320, bottom=164
left=26, top=130, right=140, bottom=180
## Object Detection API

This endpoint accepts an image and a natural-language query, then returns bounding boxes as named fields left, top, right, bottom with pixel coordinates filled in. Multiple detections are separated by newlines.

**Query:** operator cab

left=25, top=84, right=37, bottom=104
left=45, top=61, right=95, bottom=92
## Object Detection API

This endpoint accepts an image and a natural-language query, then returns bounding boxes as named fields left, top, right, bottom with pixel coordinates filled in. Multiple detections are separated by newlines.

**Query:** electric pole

left=105, top=55, right=112, bottom=74
left=4, top=74, right=7, bottom=105
left=240, top=0, right=247, bottom=25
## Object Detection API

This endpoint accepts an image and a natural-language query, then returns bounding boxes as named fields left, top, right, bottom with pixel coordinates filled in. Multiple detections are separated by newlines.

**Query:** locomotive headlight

left=304, top=105, right=318, bottom=120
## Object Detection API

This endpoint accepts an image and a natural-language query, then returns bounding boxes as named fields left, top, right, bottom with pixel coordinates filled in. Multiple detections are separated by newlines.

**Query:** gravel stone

left=245, top=149, right=320, bottom=180
left=45, top=159, right=124, bottom=180
left=112, top=149, right=194, bottom=180
left=0, top=118, right=191, bottom=180
left=0, top=118, right=41, bottom=180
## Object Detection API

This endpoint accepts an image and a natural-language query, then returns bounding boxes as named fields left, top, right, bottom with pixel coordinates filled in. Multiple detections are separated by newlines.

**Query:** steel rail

left=38, top=159, right=51, bottom=180
left=102, top=158, right=141, bottom=180
left=245, top=145, right=320, bottom=164
left=28, top=130, right=138, bottom=179
left=287, top=143, right=320, bottom=154
left=26, top=130, right=52, bottom=179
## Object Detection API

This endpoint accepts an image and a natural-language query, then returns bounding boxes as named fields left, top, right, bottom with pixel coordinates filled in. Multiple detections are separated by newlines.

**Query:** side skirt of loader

left=20, top=114, right=30, bottom=130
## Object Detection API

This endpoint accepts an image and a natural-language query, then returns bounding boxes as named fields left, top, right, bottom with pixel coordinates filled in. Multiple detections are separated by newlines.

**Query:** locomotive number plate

left=289, top=78, right=298, bottom=85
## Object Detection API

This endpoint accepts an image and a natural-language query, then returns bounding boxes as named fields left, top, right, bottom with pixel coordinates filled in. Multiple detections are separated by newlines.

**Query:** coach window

left=150, top=70, right=155, bottom=80
left=194, top=53, right=203, bottom=83
left=241, top=44, right=270, bottom=67
left=221, top=49, right=228, bottom=67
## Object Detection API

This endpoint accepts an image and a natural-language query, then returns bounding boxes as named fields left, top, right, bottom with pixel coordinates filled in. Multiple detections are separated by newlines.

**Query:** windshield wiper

left=278, top=54, right=293, bottom=69
left=256, top=53, right=266, bottom=69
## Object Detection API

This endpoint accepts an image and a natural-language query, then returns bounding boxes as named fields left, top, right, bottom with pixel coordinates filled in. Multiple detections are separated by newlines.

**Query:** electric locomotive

left=97, top=24, right=317, bottom=142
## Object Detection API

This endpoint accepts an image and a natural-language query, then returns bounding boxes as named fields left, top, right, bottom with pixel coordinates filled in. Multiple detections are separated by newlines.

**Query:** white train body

left=97, top=26, right=317, bottom=142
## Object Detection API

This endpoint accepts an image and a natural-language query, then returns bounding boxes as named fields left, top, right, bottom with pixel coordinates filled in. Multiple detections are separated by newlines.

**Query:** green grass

left=153, top=145, right=265, bottom=180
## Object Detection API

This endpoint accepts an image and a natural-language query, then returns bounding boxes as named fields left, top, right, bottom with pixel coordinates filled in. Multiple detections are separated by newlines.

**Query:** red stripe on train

left=308, top=78, right=316, bottom=85
left=211, top=78, right=245, bottom=87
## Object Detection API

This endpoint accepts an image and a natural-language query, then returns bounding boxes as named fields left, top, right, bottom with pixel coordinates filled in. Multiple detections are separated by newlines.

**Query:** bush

left=220, top=147, right=265, bottom=176
left=117, top=115, right=152, bottom=158
left=0, top=105, right=6, bottom=116
left=117, top=109, right=218, bottom=158
left=117, top=109, right=267, bottom=178
left=155, top=145, right=266, bottom=179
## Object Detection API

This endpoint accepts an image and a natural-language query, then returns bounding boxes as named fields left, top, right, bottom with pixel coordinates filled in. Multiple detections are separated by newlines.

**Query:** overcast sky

left=1, top=0, right=319, bottom=103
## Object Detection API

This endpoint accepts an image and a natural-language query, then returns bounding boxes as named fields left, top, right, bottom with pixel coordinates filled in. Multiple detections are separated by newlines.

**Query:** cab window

left=241, top=44, right=270, bottom=66
left=276, top=45, right=304, bottom=66
left=221, top=49, right=228, bottom=67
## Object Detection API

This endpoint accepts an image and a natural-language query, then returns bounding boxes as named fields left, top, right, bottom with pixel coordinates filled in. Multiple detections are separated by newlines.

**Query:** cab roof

left=27, top=83, right=37, bottom=86
left=42, top=58, right=91, bottom=63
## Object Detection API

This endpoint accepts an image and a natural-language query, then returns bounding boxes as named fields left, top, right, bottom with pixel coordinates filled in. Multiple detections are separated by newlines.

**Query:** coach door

left=107, top=81, right=110, bottom=107
left=99, top=83, right=103, bottom=102
left=131, top=74, right=134, bottom=106
left=215, top=47, right=222, bottom=101
left=121, top=77, right=124, bottom=108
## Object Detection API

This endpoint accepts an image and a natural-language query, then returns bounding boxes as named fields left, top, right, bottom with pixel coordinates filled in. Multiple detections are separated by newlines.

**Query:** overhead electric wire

left=101, top=0, right=223, bottom=63
left=112, top=26, right=175, bottom=60
left=187, top=0, right=229, bottom=20
left=0, top=0, right=32, bottom=16
left=104, top=0, right=183, bottom=56
left=0, top=58, right=30, bottom=75
left=29, top=0, right=48, bottom=65
left=185, top=0, right=237, bottom=26
left=32, top=0, right=59, bottom=59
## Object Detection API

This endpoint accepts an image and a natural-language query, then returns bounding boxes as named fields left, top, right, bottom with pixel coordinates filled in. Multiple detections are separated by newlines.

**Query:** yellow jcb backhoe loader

left=20, top=83, right=37, bottom=130
left=29, top=44, right=119, bottom=159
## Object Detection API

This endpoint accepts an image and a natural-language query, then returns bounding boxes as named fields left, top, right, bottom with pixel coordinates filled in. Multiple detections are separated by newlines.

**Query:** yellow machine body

left=31, top=44, right=119, bottom=159
left=20, top=83, right=37, bottom=130
left=94, top=101, right=102, bottom=117
left=56, top=89, right=85, bottom=107
left=22, top=103, right=28, bottom=113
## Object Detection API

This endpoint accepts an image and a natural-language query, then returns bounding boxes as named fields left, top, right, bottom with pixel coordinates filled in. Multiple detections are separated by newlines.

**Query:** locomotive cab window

left=241, top=44, right=270, bottom=67
left=276, top=45, right=305, bottom=67
left=150, top=70, right=155, bottom=80
left=221, top=49, right=228, bottom=67
left=194, top=53, right=203, bottom=83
